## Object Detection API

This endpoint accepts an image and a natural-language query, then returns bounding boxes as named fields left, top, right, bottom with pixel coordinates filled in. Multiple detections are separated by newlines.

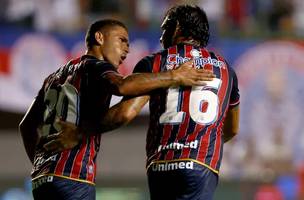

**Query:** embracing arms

left=43, top=96, right=149, bottom=153
left=106, top=61, right=214, bottom=96
left=97, top=96, right=150, bottom=133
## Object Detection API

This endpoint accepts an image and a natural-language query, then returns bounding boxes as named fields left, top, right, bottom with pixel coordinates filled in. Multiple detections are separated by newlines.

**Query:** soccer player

left=94, top=5, right=240, bottom=200
left=19, top=19, right=215, bottom=200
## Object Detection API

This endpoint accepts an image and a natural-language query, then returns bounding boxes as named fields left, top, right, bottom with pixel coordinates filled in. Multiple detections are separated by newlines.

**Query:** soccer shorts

left=147, top=161, right=218, bottom=200
left=32, top=176, right=95, bottom=200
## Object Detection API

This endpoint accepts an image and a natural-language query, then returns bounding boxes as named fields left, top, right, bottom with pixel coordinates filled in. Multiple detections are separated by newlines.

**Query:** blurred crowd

left=0, top=0, right=303, bottom=37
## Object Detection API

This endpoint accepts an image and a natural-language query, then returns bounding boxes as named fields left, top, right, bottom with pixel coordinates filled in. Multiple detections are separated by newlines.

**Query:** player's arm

left=43, top=96, right=149, bottom=152
left=223, top=105, right=240, bottom=143
left=43, top=57, right=213, bottom=151
left=98, top=96, right=150, bottom=133
left=106, top=61, right=215, bottom=96
left=43, top=57, right=155, bottom=152
left=223, top=66, right=240, bottom=143
left=19, top=95, right=44, bottom=164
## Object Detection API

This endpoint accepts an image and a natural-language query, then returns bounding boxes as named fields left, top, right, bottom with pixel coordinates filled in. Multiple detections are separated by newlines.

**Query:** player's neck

left=175, top=37, right=201, bottom=47
left=85, top=47, right=104, bottom=60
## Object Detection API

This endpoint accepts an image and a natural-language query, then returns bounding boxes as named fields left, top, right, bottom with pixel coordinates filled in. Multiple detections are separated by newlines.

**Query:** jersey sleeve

left=229, top=67, right=240, bottom=108
left=95, top=61, right=118, bottom=77
left=91, top=61, right=120, bottom=89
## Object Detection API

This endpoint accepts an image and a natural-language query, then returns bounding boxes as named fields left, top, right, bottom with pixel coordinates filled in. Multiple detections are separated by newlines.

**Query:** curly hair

left=85, top=19, right=128, bottom=49
left=164, top=5, right=209, bottom=47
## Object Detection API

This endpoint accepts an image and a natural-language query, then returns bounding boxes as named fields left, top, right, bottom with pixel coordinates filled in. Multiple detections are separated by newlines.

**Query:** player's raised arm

left=105, top=61, right=215, bottom=96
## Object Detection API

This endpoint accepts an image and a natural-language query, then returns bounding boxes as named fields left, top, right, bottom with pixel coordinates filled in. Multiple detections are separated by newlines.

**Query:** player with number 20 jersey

left=31, top=55, right=117, bottom=185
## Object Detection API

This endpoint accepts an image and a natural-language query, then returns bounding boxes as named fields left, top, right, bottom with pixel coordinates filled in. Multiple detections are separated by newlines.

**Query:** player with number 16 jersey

left=133, top=43, right=240, bottom=175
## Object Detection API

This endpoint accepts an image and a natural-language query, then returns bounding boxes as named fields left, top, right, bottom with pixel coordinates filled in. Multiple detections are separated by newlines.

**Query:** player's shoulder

left=202, top=48, right=225, bottom=61
left=136, top=50, right=165, bottom=67
left=82, top=55, right=109, bottom=67
left=204, top=48, right=231, bottom=65
left=133, top=54, right=155, bottom=73
left=81, top=55, right=117, bottom=74
left=140, top=54, right=155, bottom=63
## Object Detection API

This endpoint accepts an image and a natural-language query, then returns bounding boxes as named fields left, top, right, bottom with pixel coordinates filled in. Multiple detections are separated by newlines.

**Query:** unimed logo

left=157, top=140, right=198, bottom=152
left=151, top=161, right=194, bottom=172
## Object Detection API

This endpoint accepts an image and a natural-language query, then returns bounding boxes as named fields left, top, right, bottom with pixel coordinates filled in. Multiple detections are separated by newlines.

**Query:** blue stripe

left=79, top=137, right=91, bottom=179
left=204, top=128, right=217, bottom=166
left=63, top=148, right=79, bottom=176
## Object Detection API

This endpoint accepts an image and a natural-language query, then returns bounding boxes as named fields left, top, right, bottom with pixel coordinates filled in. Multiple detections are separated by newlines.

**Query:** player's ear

left=95, top=31, right=104, bottom=46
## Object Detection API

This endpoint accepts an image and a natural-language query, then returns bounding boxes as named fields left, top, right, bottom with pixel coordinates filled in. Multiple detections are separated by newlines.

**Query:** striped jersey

left=32, top=55, right=118, bottom=184
left=133, top=44, right=240, bottom=174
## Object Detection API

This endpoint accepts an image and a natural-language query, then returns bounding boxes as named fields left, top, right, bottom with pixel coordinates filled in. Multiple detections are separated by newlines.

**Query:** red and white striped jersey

left=133, top=44, right=240, bottom=174
left=32, top=55, right=117, bottom=184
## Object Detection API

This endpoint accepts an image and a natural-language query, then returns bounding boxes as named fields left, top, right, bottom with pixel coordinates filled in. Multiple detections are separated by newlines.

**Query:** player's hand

left=43, top=120, right=83, bottom=153
left=171, top=60, right=215, bottom=86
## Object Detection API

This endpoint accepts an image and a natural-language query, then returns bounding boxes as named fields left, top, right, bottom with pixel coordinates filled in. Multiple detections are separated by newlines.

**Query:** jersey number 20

left=42, top=83, right=78, bottom=136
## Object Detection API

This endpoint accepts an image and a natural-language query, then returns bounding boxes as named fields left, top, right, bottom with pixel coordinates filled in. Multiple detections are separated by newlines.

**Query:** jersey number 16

left=159, top=78, right=221, bottom=125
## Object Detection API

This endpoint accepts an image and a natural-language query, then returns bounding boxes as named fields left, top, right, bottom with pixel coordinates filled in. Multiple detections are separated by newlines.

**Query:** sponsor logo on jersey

left=32, top=176, right=54, bottom=189
left=166, top=52, right=224, bottom=70
left=151, top=161, right=194, bottom=171
left=34, top=154, right=58, bottom=168
left=158, top=140, right=198, bottom=152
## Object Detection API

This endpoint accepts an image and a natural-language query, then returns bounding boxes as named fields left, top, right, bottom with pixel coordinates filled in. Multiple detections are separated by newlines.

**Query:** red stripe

left=165, top=150, right=174, bottom=160
left=197, top=124, right=215, bottom=162
left=181, top=48, right=213, bottom=161
left=180, top=124, right=203, bottom=158
left=201, top=48, right=213, bottom=70
left=0, top=48, right=10, bottom=74
left=193, top=48, right=213, bottom=161
left=70, top=138, right=87, bottom=179
left=170, top=45, right=192, bottom=160
left=210, top=56, right=229, bottom=168
left=152, top=54, right=161, bottom=73
left=86, top=136, right=96, bottom=182
left=54, top=151, right=70, bottom=175
left=185, top=45, right=192, bottom=57
left=71, top=57, right=81, bottom=65
left=168, top=46, right=177, bottom=61
left=158, top=46, right=177, bottom=160
left=211, top=122, right=224, bottom=167
left=158, top=125, right=173, bottom=159
left=209, top=126, right=222, bottom=169
left=166, top=89, right=191, bottom=160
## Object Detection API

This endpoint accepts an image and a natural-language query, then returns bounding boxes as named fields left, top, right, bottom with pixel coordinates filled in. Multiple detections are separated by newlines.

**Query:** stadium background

left=0, top=0, right=304, bottom=199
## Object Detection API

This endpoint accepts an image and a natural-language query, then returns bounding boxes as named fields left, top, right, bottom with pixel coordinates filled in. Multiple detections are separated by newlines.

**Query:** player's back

left=32, top=55, right=116, bottom=184
left=146, top=44, right=238, bottom=174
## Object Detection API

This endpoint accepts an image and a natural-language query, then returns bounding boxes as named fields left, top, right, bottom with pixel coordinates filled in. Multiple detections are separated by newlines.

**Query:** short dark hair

left=164, top=5, right=209, bottom=47
left=85, top=19, right=128, bottom=49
